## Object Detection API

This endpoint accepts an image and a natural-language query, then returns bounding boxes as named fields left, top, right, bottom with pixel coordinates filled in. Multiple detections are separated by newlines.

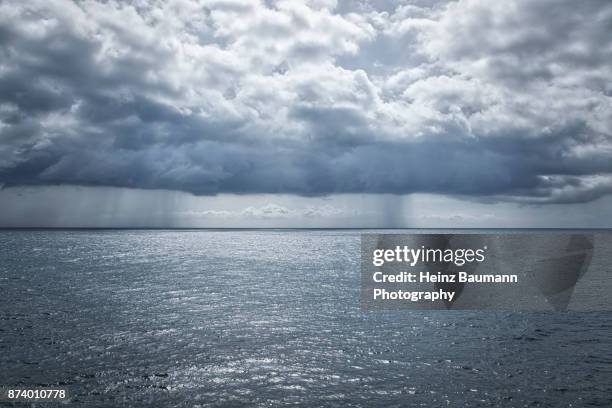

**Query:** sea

left=0, top=229, right=611, bottom=407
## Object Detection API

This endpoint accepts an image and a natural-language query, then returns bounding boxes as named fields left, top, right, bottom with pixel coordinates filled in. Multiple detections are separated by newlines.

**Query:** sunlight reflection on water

left=0, top=230, right=611, bottom=407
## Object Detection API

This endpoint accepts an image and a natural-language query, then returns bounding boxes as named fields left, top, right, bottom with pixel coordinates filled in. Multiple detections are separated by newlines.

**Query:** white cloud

left=0, top=0, right=611, bottom=204
left=180, top=203, right=357, bottom=219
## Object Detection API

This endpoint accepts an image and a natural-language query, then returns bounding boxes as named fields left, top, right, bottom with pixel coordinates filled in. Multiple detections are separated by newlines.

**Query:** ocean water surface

left=1, top=230, right=611, bottom=407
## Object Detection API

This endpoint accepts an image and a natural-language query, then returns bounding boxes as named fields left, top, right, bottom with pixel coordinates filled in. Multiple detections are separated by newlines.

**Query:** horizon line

left=1, top=227, right=612, bottom=231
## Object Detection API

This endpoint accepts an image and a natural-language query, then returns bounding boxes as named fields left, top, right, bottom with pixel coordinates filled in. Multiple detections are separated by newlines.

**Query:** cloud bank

left=0, top=0, right=611, bottom=203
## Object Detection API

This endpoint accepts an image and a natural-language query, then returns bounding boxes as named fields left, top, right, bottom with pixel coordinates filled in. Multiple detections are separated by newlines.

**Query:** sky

left=0, top=0, right=611, bottom=227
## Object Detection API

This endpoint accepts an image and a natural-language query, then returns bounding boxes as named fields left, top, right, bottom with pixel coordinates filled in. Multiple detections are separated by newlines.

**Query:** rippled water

left=1, top=230, right=611, bottom=407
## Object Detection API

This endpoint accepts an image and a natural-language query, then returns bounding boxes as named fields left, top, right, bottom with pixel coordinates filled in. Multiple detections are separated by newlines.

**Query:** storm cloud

left=1, top=0, right=611, bottom=203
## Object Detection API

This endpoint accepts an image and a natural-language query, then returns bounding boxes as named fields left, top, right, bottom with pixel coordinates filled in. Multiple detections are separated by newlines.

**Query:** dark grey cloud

left=0, top=0, right=611, bottom=203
